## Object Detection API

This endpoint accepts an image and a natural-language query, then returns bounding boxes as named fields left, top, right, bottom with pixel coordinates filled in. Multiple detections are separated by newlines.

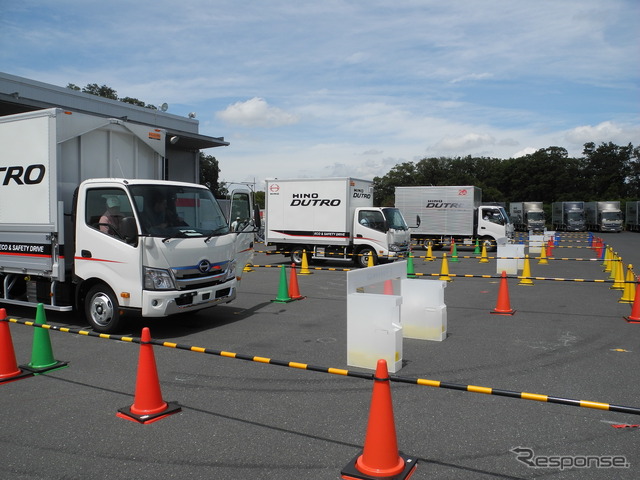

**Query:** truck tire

left=290, top=247, right=307, bottom=265
left=481, top=237, right=496, bottom=252
left=355, top=247, right=376, bottom=268
left=85, top=284, right=122, bottom=333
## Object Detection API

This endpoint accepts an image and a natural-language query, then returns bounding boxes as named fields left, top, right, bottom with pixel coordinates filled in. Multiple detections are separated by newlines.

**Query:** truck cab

left=478, top=205, right=514, bottom=245
left=352, top=207, right=410, bottom=267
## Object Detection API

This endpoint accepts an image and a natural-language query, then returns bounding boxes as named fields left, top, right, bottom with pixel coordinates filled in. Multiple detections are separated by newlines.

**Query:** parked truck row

left=0, top=108, right=259, bottom=333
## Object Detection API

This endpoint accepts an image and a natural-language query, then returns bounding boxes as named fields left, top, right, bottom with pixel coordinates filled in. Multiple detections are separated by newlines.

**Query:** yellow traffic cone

left=479, top=243, right=489, bottom=264
left=367, top=252, right=375, bottom=268
left=439, top=253, right=452, bottom=281
left=425, top=242, right=434, bottom=262
left=603, top=245, right=612, bottom=271
left=299, top=250, right=312, bottom=275
left=611, top=256, right=625, bottom=290
left=609, top=253, right=619, bottom=280
left=538, top=244, right=548, bottom=265
left=519, top=255, right=534, bottom=286
left=620, top=264, right=636, bottom=303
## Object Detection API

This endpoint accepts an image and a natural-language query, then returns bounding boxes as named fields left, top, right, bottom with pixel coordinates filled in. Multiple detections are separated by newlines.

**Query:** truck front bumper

left=141, top=279, right=237, bottom=317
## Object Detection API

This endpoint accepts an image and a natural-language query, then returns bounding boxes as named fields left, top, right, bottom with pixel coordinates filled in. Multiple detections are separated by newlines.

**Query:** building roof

left=0, top=72, right=228, bottom=150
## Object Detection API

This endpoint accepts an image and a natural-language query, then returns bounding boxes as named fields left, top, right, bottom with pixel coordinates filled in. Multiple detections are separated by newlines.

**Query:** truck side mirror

left=121, top=217, right=138, bottom=244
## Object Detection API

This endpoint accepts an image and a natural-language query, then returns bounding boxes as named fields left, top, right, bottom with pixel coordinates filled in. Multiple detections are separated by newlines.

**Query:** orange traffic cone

left=117, top=327, right=181, bottom=424
left=341, top=359, right=417, bottom=479
left=490, top=271, right=516, bottom=315
left=0, top=309, right=33, bottom=384
left=624, top=277, right=640, bottom=324
left=288, top=263, right=305, bottom=300
left=383, top=279, right=394, bottom=295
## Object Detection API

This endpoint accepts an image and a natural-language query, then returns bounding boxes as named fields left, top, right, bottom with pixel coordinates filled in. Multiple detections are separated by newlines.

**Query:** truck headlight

left=143, top=267, right=175, bottom=290
left=223, top=260, right=237, bottom=281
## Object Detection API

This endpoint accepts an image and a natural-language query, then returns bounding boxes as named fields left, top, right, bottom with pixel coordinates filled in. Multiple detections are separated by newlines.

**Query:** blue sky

left=2, top=0, right=639, bottom=189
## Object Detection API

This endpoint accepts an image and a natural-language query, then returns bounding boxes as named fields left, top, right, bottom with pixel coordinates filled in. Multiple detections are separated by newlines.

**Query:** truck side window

left=359, top=210, right=386, bottom=232
left=86, top=188, right=134, bottom=241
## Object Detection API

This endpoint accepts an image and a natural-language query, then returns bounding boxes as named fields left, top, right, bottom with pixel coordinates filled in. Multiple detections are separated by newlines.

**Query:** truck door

left=228, top=189, right=256, bottom=278
left=74, top=186, right=142, bottom=310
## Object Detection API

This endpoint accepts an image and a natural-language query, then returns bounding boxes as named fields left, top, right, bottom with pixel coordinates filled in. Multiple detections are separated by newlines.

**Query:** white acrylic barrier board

left=347, top=293, right=403, bottom=372
left=347, top=262, right=406, bottom=372
left=400, top=278, right=447, bottom=341
left=529, top=234, right=544, bottom=254
left=496, top=244, right=525, bottom=274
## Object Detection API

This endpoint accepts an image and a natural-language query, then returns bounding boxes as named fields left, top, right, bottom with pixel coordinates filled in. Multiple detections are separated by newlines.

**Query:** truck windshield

left=382, top=208, right=408, bottom=230
left=567, top=212, right=584, bottom=221
left=528, top=211, right=544, bottom=221
left=129, top=185, right=229, bottom=237
left=602, top=212, right=622, bottom=221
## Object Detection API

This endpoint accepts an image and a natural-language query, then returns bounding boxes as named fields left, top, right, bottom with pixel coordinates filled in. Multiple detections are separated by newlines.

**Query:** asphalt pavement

left=1, top=231, right=639, bottom=479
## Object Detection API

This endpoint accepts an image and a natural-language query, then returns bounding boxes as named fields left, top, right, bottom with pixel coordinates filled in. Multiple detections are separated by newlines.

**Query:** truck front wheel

left=85, top=284, right=122, bottom=333
left=355, top=247, right=377, bottom=268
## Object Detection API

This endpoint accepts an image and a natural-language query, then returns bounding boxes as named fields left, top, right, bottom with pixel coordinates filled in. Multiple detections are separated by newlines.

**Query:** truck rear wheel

left=290, top=247, right=307, bottom=265
left=85, top=284, right=122, bottom=333
left=355, top=247, right=376, bottom=268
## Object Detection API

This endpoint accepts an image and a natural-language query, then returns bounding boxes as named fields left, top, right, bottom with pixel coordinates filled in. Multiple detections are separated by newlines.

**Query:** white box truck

left=585, top=201, right=623, bottom=232
left=626, top=201, right=640, bottom=232
left=509, top=202, right=545, bottom=232
left=265, top=178, right=410, bottom=267
left=0, top=109, right=258, bottom=332
left=394, top=186, right=513, bottom=250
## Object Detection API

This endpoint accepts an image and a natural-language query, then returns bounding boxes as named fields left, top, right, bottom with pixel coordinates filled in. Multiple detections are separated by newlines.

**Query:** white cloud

left=564, top=121, right=640, bottom=146
left=433, top=133, right=497, bottom=152
left=217, top=97, right=299, bottom=128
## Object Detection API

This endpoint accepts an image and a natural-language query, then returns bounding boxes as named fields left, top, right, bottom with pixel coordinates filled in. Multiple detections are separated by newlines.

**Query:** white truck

left=265, top=178, right=410, bottom=267
left=0, top=108, right=258, bottom=332
left=585, top=201, right=623, bottom=233
left=394, top=186, right=513, bottom=250
left=626, top=201, right=640, bottom=232
left=551, top=201, right=586, bottom=232
left=509, top=202, right=545, bottom=233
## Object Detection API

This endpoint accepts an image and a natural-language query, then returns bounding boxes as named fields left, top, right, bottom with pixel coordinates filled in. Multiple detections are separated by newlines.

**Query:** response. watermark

left=510, top=447, right=630, bottom=471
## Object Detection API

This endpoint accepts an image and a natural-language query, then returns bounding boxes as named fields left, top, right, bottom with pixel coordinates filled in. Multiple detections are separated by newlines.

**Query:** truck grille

left=171, top=261, right=230, bottom=291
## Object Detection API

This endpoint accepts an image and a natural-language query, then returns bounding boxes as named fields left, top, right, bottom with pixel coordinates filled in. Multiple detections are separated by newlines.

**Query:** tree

left=66, top=82, right=156, bottom=109
left=581, top=142, right=633, bottom=199
left=199, top=153, right=227, bottom=198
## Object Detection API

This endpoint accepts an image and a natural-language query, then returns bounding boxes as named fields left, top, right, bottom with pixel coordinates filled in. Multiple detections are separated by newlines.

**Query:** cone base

left=490, top=309, right=516, bottom=315
left=624, top=316, right=640, bottom=324
left=20, top=360, right=68, bottom=374
left=271, top=298, right=295, bottom=304
left=117, top=401, right=181, bottom=424
left=0, top=369, right=33, bottom=385
left=341, top=451, right=417, bottom=480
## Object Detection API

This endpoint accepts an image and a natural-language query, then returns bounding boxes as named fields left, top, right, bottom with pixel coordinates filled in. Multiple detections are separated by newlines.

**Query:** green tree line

left=373, top=143, right=640, bottom=208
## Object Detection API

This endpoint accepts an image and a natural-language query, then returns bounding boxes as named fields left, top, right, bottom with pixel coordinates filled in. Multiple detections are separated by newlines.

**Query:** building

left=0, top=72, right=228, bottom=184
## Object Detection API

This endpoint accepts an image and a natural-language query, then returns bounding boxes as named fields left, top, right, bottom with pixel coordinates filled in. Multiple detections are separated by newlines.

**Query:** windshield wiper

left=205, top=226, right=229, bottom=243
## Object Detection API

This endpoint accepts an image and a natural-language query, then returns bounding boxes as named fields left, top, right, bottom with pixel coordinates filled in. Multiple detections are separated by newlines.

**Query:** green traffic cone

left=450, top=243, right=460, bottom=262
left=21, top=304, right=67, bottom=374
left=272, top=265, right=293, bottom=303
left=474, top=239, right=480, bottom=254
left=407, top=253, right=416, bottom=278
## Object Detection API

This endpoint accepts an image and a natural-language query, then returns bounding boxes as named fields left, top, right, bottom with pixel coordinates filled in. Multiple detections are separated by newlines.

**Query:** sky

left=2, top=0, right=639, bottom=190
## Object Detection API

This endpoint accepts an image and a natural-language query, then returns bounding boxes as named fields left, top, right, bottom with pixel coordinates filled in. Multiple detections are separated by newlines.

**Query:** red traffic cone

left=0, top=309, right=33, bottom=384
left=117, top=327, right=181, bottom=424
left=341, top=359, right=417, bottom=479
left=288, top=263, right=305, bottom=300
left=625, top=276, right=640, bottom=324
left=383, top=279, right=394, bottom=295
left=490, top=271, right=516, bottom=315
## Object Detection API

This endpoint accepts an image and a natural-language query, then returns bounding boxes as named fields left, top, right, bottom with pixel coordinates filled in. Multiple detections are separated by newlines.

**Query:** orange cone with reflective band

left=491, top=271, right=515, bottom=315
left=624, top=277, right=640, bottom=324
left=288, top=263, right=305, bottom=300
left=117, top=327, right=181, bottom=424
left=341, top=359, right=417, bottom=479
left=0, top=309, right=33, bottom=384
